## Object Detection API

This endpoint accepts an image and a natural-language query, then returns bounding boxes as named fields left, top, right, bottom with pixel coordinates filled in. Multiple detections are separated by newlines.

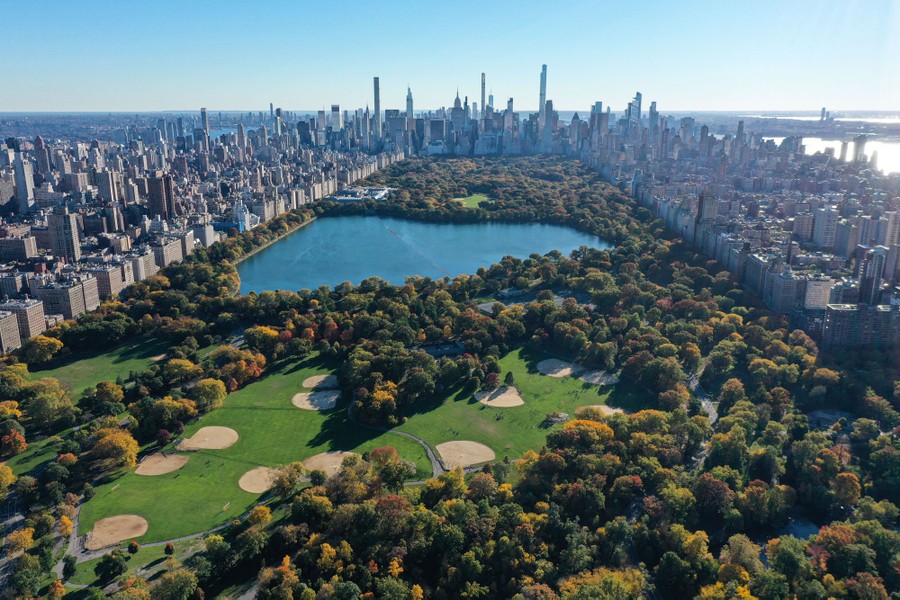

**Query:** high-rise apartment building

left=821, top=304, right=900, bottom=350
left=48, top=206, right=81, bottom=262
left=13, top=153, right=34, bottom=213
left=0, top=310, right=21, bottom=352
left=858, top=245, right=888, bottom=305
left=812, top=207, right=839, bottom=249
left=147, top=172, right=176, bottom=220
left=0, top=298, right=46, bottom=338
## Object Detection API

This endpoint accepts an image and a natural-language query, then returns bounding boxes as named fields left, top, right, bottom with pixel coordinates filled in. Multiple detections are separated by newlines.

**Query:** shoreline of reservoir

left=236, top=215, right=611, bottom=294
left=233, top=216, right=317, bottom=266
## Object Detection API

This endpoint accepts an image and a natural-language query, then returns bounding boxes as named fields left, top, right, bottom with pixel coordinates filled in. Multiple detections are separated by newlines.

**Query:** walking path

left=347, top=401, right=446, bottom=480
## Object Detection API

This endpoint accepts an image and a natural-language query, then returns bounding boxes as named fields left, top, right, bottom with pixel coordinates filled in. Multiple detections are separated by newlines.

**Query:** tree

left=5, top=527, right=35, bottom=556
left=272, top=462, right=305, bottom=497
left=719, top=534, right=763, bottom=575
left=1, top=430, right=27, bottom=456
left=48, top=579, right=66, bottom=600
left=157, top=429, right=172, bottom=446
left=95, top=550, right=129, bottom=581
left=0, top=463, right=15, bottom=497
left=11, top=554, right=43, bottom=597
left=153, top=568, right=198, bottom=600
left=165, top=541, right=175, bottom=556
left=22, top=378, right=75, bottom=428
left=190, top=378, right=227, bottom=412
left=128, top=540, right=141, bottom=554
left=63, top=555, right=77, bottom=580
left=58, top=515, right=74, bottom=537
left=20, top=335, right=64, bottom=364
left=244, top=326, right=281, bottom=356
left=90, top=427, right=139, bottom=469
left=833, top=471, right=861, bottom=508
left=248, top=505, right=272, bottom=526
left=161, top=358, right=204, bottom=385
left=504, top=371, right=516, bottom=387
left=94, top=381, right=125, bottom=405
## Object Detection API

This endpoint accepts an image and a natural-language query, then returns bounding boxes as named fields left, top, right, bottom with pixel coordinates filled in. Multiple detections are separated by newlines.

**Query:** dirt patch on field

left=150, top=354, right=167, bottom=362
left=85, top=515, right=149, bottom=550
left=135, top=453, right=188, bottom=476
left=578, top=370, right=619, bottom=386
left=292, top=390, right=340, bottom=410
left=177, top=426, right=239, bottom=451
left=303, top=451, right=356, bottom=476
left=238, top=466, right=277, bottom=493
left=302, top=374, right=339, bottom=389
left=436, top=441, right=496, bottom=469
left=475, top=386, right=525, bottom=407
left=581, top=405, right=625, bottom=416
left=536, top=358, right=581, bottom=378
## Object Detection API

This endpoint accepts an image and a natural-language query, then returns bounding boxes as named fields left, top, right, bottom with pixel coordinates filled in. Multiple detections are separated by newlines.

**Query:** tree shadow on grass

left=605, top=380, right=655, bottom=413
left=144, top=557, right=167, bottom=571
left=33, top=336, right=169, bottom=375
left=306, top=400, right=384, bottom=451
left=258, top=352, right=332, bottom=381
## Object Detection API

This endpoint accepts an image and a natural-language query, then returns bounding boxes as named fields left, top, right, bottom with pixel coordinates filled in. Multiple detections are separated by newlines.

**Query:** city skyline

left=5, top=0, right=899, bottom=113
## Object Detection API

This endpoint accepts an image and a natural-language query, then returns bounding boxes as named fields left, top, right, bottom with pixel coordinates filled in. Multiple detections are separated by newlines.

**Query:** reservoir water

left=238, top=216, right=610, bottom=293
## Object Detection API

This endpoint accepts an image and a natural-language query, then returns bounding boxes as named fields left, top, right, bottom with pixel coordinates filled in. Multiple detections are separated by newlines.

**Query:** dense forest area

left=1, top=157, right=898, bottom=599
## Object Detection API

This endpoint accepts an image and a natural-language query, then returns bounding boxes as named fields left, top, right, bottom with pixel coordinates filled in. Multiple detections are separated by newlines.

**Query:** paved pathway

left=347, top=401, right=446, bottom=479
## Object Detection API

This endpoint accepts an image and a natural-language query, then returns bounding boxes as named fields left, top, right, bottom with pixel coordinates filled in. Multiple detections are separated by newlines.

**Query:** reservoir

left=238, top=216, right=610, bottom=293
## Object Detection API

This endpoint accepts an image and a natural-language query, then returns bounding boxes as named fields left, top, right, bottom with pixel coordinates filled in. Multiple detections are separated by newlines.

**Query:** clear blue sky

left=5, top=0, right=899, bottom=113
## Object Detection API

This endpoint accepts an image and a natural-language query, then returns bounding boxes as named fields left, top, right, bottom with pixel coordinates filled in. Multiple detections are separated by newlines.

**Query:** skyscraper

left=200, top=107, right=210, bottom=136
left=885, top=211, right=900, bottom=247
left=97, top=169, right=118, bottom=203
left=406, top=87, right=414, bottom=120
left=859, top=245, right=888, bottom=305
left=373, top=77, right=382, bottom=142
left=813, top=207, right=839, bottom=249
left=48, top=206, right=81, bottom=262
left=480, top=72, right=486, bottom=126
left=331, top=105, right=342, bottom=129
left=13, top=153, right=34, bottom=213
left=854, top=134, right=868, bottom=163
left=148, top=172, right=176, bottom=221
left=538, top=65, right=547, bottom=129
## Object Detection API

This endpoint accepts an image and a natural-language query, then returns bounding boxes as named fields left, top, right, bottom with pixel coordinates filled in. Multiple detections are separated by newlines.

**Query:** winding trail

left=347, top=400, right=446, bottom=481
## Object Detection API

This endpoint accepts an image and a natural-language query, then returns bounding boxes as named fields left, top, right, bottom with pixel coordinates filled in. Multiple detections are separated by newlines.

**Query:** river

left=764, top=136, right=900, bottom=175
left=237, top=216, right=610, bottom=293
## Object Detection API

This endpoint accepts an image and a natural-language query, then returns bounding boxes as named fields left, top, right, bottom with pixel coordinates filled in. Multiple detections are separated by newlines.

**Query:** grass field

left=79, top=354, right=432, bottom=542
left=31, top=336, right=171, bottom=398
left=6, top=337, right=180, bottom=476
left=67, top=538, right=202, bottom=586
left=396, top=347, right=632, bottom=461
left=5, top=428, right=71, bottom=475
left=453, top=193, right=491, bottom=209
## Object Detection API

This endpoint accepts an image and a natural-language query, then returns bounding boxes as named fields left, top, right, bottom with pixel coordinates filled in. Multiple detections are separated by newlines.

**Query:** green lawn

left=396, top=347, right=630, bottom=461
left=453, top=193, right=491, bottom=209
left=31, top=336, right=171, bottom=398
left=5, top=429, right=69, bottom=475
left=67, top=538, right=202, bottom=586
left=79, top=354, right=432, bottom=543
